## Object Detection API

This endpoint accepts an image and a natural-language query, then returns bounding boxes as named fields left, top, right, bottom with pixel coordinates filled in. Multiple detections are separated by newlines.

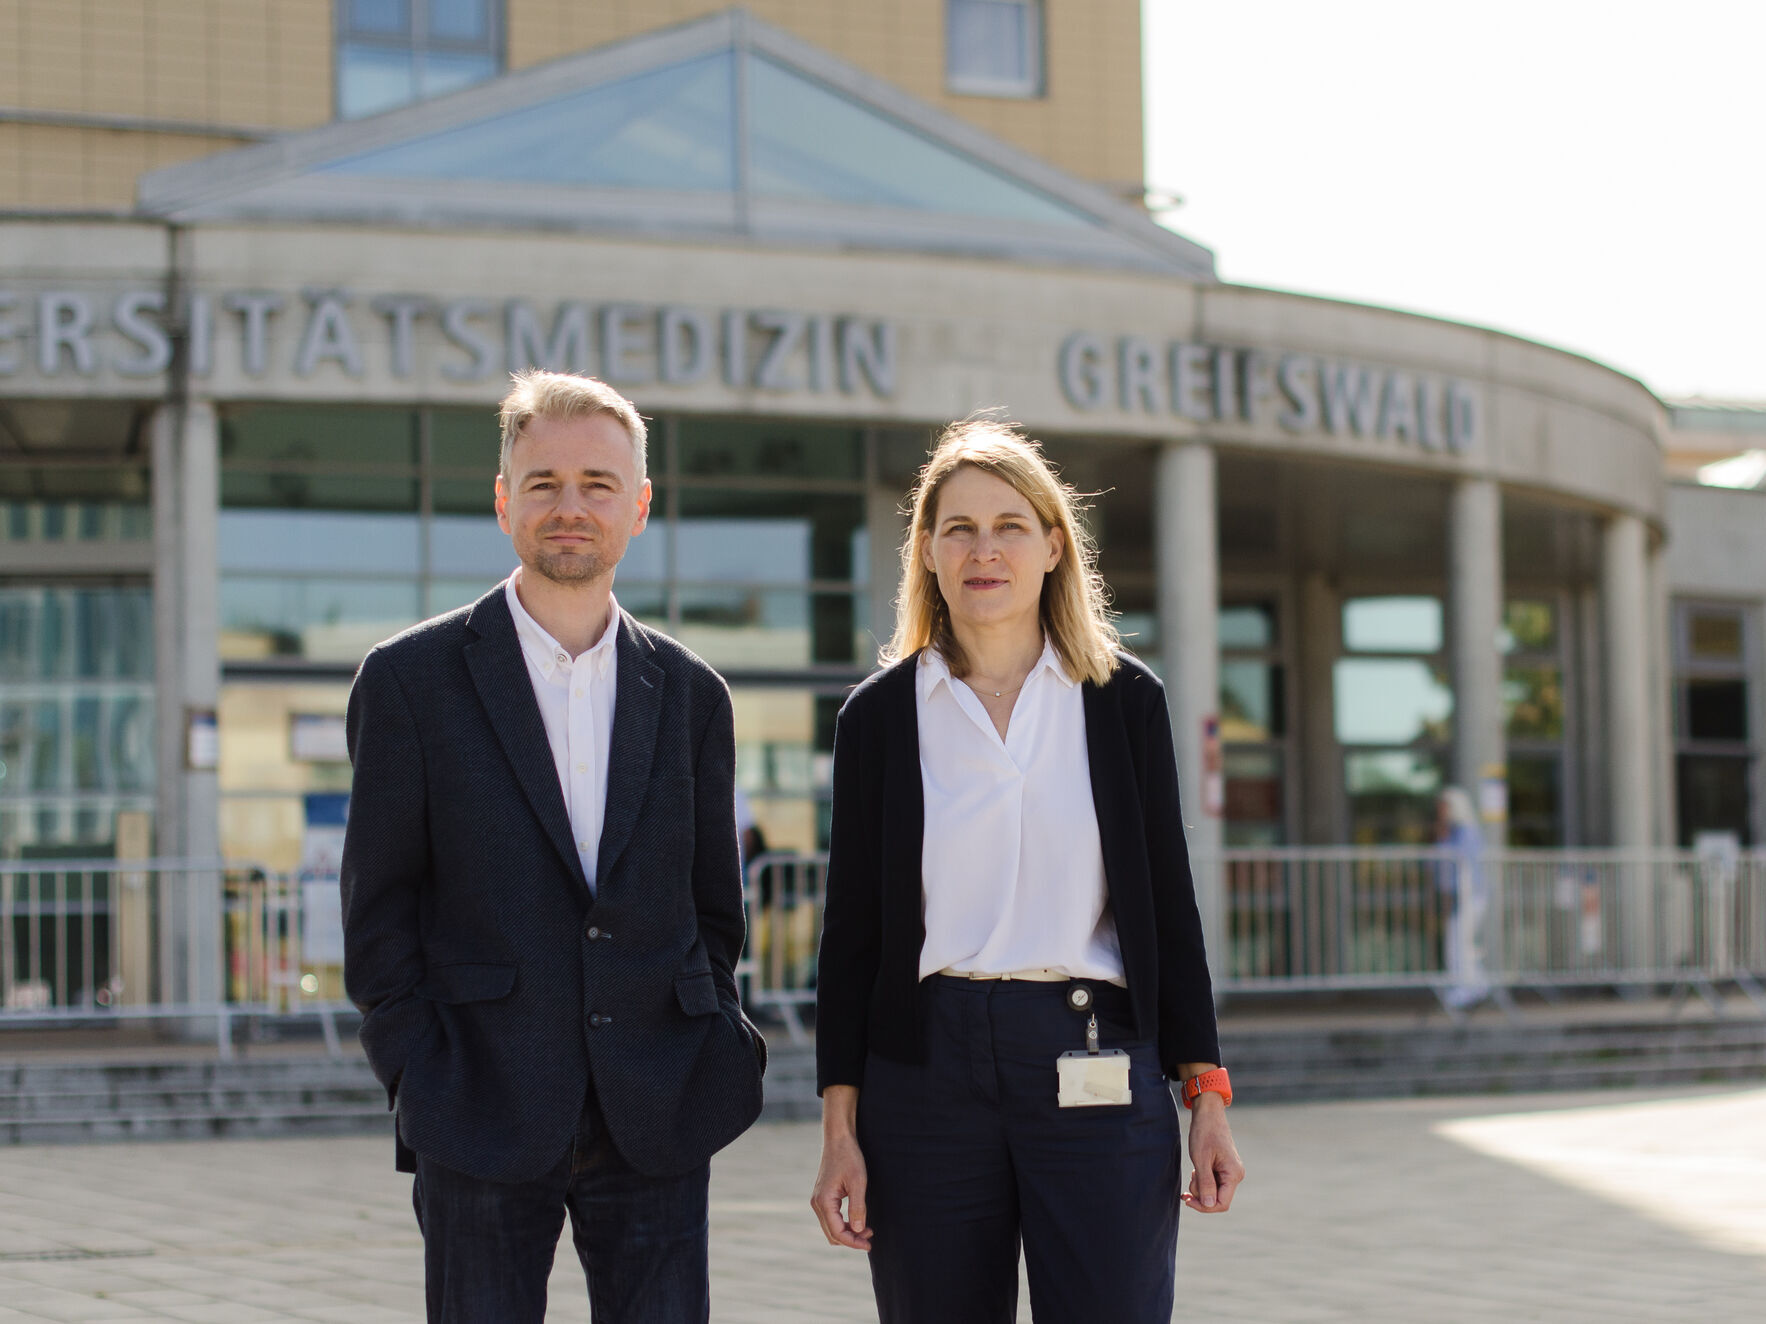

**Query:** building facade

left=2, top=3, right=1760, bottom=963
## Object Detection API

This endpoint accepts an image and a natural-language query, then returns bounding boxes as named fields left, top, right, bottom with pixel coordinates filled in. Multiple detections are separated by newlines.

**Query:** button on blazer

left=341, top=586, right=766, bottom=1183
left=814, top=650, right=1220, bottom=1095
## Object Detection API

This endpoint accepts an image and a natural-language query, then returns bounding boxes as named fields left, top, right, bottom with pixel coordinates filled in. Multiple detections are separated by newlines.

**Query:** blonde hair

left=497, top=370, right=648, bottom=485
left=886, top=417, right=1119, bottom=687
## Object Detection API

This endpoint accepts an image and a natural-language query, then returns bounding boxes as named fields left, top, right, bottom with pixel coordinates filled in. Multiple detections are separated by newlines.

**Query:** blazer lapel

left=463, top=589, right=589, bottom=890
left=595, top=612, right=665, bottom=885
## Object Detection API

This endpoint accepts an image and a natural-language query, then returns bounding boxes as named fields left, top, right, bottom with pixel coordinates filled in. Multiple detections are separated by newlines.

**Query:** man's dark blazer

left=340, top=586, right=766, bottom=1185
left=814, top=649, right=1220, bottom=1095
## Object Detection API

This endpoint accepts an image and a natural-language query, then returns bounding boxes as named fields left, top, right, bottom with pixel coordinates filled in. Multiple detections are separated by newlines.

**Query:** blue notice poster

left=301, top=793, right=350, bottom=964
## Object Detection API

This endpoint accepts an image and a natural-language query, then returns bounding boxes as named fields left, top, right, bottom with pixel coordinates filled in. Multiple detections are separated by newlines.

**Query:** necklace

left=973, top=678, right=1025, bottom=699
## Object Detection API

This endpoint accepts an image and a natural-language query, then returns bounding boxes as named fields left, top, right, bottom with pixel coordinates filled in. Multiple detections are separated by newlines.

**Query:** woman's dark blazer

left=814, top=648, right=1221, bottom=1095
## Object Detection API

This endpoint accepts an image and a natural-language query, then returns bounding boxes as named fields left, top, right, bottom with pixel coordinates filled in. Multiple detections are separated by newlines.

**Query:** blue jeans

left=411, top=1085, right=710, bottom=1323
left=858, top=976, right=1183, bottom=1324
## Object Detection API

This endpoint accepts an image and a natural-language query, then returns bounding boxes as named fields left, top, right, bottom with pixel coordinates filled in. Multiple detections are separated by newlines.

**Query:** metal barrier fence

left=1209, top=848, right=1766, bottom=1011
left=6, top=849, right=1760, bottom=1054
left=730, top=847, right=1766, bottom=1022
left=0, top=859, right=353, bottom=1056
left=737, top=852, right=826, bottom=1044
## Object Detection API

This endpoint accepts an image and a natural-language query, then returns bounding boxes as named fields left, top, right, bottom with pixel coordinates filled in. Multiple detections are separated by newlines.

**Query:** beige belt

left=939, top=966, right=1068, bottom=982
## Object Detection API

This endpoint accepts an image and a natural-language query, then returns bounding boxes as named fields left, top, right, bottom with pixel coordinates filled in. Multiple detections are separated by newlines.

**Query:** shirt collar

left=916, top=637, right=1075, bottom=701
left=505, top=571, right=620, bottom=681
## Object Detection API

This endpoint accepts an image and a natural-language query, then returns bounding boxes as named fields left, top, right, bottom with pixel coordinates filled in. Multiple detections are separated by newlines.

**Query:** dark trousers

left=858, top=975, right=1183, bottom=1324
left=411, top=1082, right=710, bottom=1324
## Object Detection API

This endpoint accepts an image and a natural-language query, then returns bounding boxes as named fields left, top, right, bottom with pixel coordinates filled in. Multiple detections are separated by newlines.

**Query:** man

left=340, top=370, right=766, bottom=1322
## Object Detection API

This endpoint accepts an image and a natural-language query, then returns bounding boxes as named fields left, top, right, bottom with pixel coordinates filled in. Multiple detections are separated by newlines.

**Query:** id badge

left=1056, top=1048, right=1133, bottom=1107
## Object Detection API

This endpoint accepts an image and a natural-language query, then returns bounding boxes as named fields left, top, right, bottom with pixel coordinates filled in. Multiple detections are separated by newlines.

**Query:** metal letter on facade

left=1240, top=350, right=1275, bottom=426
left=1212, top=346, right=1240, bottom=422
left=1446, top=383, right=1479, bottom=454
left=1416, top=377, right=1445, bottom=451
left=506, top=300, right=590, bottom=375
left=1276, top=354, right=1318, bottom=432
left=1319, top=361, right=1379, bottom=436
left=806, top=316, right=834, bottom=393
left=723, top=309, right=748, bottom=388
left=838, top=318, right=896, bottom=397
left=1058, top=331, right=1107, bottom=410
left=659, top=306, right=713, bottom=384
left=440, top=300, right=495, bottom=381
left=1118, top=336, right=1164, bottom=414
left=372, top=295, right=431, bottom=379
left=295, top=290, right=365, bottom=378
left=112, top=291, right=172, bottom=377
left=1378, top=372, right=1420, bottom=442
left=600, top=304, right=652, bottom=384
left=36, top=292, right=97, bottom=375
left=751, top=310, right=806, bottom=390
left=224, top=292, right=284, bottom=377
left=1169, top=343, right=1211, bottom=421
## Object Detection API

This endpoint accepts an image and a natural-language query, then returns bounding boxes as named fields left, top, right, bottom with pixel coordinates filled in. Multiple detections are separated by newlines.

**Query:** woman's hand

left=810, top=1085, right=874, bottom=1250
left=1180, top=1093, right=1245, bottom=1213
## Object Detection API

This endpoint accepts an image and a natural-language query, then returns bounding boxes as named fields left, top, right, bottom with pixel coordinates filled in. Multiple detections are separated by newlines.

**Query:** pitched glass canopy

left=319, top=46, right=1088, bottom=227
left=747, top=55, right=1084, bottom=226
left=321, top=52, right=737, bottom=190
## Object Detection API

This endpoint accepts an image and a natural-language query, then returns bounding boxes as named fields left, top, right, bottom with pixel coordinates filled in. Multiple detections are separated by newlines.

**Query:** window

left=1673, top=602, right=1757, bottom=846
left=1502, top=597, right=1569, bottom=846
left=1220, top=602, right=1289, bottom=846
left=0, top=586, right=155, bottom=858
left=337, top=0, right=503, bottom=120
left=1336, top=596, right=1451, bottom=844
left=946, top=0, right=1044, bottom=98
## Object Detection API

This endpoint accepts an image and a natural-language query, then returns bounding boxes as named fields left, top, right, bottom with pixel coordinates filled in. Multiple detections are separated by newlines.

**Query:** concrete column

left=1448, top=478, right=1506, bottom=846
left=1602, top=512, right=1654, bottom=969
left=1154, top=442, right=1223, bottom=977
left=1296, top=572, right=1341, bottom=844
left=1574, top=585, right=1608, bottom=844
left=865, top=486, right=907, bottom=666
left=151, top=400, right=222, bottom=1008
left=1602, top=514, right=1653, bottom=847
left=1645, top=542, right=1676, bottom=848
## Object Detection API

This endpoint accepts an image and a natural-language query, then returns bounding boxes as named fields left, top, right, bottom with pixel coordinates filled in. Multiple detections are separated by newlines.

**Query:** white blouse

left=916, top=642, right=1124, bottom=983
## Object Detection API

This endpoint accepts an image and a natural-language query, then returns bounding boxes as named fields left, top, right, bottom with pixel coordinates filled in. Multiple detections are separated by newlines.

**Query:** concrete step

left=5, top=1017, right=1763, bottom=1143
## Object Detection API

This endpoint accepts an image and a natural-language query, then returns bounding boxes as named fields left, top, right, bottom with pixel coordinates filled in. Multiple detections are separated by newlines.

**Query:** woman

left=810, top=419, right=1244, bottom=1323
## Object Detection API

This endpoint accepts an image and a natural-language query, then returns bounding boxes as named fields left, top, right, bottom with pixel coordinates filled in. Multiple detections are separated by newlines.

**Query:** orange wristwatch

left=1180, top=1068, right=1232, bottom=1109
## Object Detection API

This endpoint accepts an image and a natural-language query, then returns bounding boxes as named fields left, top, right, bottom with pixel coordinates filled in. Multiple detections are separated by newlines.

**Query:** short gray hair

left=497, top=370, right=648, bottom=485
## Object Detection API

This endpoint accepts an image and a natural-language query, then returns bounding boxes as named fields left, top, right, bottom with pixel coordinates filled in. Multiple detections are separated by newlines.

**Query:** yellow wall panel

left=4, top=1, right=1141, bottom=206
left=0, top=123, right=23, bottom=204
left=0, top=3, right=19, bottom=106
left=19, top=124, right=88, bottom=208
left=506, top=0, right=1144, bottom=189
left=144, top=4, right=215, bottom=122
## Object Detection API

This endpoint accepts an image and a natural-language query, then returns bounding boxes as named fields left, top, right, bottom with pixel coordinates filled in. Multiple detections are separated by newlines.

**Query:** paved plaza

left=0, top=1085, right=1761, bottom=1322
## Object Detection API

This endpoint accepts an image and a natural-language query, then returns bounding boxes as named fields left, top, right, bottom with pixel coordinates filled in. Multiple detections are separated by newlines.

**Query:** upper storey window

left=337, top=0, right=504, bottom=119
left=946, top=0, right=1044, bottom=98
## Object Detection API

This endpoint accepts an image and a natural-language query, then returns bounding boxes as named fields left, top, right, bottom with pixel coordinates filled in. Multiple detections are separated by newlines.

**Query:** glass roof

left=321, top=52, right=736, bottom=190
left=748, top=55, right=1085, bottom=226
left=317, top=46, right=1088, bottom=227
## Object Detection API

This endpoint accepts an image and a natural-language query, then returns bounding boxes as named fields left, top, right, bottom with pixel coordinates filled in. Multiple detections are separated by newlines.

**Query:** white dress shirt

left=505, top=571, right=619, bottom=894
left=916, top=641, right=1124, bottom=983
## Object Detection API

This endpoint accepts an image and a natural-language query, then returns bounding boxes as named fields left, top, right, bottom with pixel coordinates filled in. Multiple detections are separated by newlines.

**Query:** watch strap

left=1181, top=1067, right=1232, bottom=1109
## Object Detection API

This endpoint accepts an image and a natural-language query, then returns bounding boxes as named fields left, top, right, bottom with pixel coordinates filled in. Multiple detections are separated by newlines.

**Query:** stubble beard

left=525, top=524, right=620, bottom=586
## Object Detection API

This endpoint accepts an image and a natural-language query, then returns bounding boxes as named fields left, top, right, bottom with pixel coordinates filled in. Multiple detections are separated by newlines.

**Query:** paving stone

left=0, top=1086, right=1762, bottom=1321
